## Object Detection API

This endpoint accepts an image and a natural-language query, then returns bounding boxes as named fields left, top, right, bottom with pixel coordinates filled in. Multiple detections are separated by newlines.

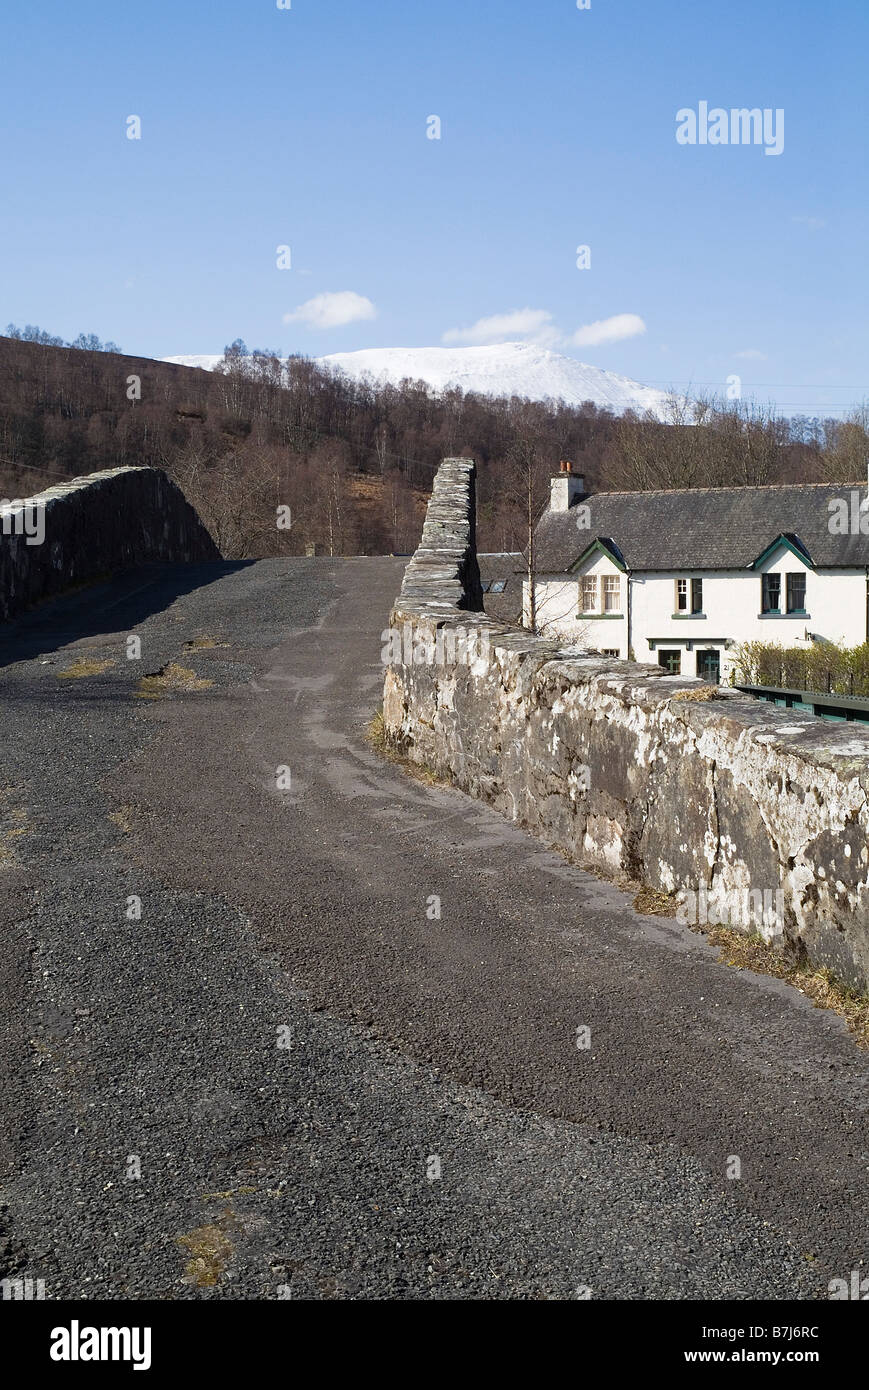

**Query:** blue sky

left=1, top=0, right=866, bottom=416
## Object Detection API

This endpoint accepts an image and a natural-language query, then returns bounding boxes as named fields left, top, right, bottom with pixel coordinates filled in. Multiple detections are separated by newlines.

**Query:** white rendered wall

left=525, top=544, right=867, bottom=682
left=631, top=551, right=866, bottom=681
left=526, top=551, right=627, bottom=653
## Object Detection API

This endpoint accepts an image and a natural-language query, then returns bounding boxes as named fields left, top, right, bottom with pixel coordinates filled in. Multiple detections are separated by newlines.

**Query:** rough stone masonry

left=0, top=466, right=219, bottom=621
left=384, top=457, right=869, bottom=991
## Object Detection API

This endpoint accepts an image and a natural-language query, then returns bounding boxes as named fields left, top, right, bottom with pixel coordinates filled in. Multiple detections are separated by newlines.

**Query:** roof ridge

left=582, top=481, right=866, bottom=500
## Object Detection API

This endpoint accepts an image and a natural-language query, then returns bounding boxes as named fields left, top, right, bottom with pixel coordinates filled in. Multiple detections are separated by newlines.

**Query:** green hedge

left=731, top=640, right=869, bottom=696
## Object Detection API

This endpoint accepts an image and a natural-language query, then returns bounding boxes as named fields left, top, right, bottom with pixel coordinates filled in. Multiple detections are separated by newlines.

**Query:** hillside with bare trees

left=0, top=333, right=862, bottom=560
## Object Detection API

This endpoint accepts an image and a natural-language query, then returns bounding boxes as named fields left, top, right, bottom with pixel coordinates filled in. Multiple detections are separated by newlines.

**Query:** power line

left=0, top=457, right=99, bottom=481
left=633, top=380, right=869, bottom=393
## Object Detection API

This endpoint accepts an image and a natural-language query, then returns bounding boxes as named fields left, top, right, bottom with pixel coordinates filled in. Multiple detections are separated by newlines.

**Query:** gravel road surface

left=0, top=557, right=865, bottom=1300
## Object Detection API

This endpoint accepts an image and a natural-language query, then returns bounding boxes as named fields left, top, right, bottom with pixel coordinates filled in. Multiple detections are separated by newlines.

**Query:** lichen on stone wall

left=384, top=457, right=869, bottom=992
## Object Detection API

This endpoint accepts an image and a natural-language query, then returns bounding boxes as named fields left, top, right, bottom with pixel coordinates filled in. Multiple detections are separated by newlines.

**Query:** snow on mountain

left=162, top=354, right=226, bottom=372
left=161, top=342, right=678, bottom=420
left=318, top=344, right=677, bottom=418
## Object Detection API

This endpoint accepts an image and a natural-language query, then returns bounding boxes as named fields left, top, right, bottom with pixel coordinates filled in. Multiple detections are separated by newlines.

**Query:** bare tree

left=504, top=411, right=551, bottom=631
left=819, top=404, right=869, bottom=484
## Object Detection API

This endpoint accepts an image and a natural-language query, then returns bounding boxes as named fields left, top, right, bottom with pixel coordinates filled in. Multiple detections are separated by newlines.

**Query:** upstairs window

left=786, top=573, right=806, bottom=613
left=603, top=575, right=621, bottom=613
left=676, top=577, right=703, bottom=613
left=581, top=575, right=598, bottom=612
left=761, top=573, right=781, bottom=613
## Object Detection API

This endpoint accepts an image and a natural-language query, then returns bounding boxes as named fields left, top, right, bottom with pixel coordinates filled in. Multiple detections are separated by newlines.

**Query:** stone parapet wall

left=0, top=466, right=219, bottom=621
left=384, top=458, right=869, bottom=991
left=396, top=457, right=483, bottom=614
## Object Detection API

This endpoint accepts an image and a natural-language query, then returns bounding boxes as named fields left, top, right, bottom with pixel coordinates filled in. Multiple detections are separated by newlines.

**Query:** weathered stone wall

left=384, top=458, right=869, bottom=991
left=0, top=466, right=219, bottom=621
left=396, top=456, right=484, bottom=613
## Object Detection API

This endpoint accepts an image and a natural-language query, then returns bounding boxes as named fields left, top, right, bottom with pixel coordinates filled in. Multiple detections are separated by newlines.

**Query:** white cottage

left=524, top=465, right=869, bottom=685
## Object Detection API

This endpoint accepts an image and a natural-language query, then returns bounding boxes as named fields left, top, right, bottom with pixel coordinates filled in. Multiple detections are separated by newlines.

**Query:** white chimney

left=549, top=459, right=586, bottom=512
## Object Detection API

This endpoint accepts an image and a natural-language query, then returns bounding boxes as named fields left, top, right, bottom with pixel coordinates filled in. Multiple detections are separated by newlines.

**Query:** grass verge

left=366, top=708, right=443, bottom=786
left=632, top=887, right=869, bottom=1049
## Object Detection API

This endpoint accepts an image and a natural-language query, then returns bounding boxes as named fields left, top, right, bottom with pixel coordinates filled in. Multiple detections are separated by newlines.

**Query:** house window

left=602, top=648, right=619, bottom=657
left=658, top=649, right=681, bottom=674
left=603, top=575, right=621, bottom=612
left=676, top=577, right=703, bottom=613
left=786, top=573, right=806, bottom=613
left=761, top=573, right=781, bottom=613
left=581, top=575, right=597, bottom=612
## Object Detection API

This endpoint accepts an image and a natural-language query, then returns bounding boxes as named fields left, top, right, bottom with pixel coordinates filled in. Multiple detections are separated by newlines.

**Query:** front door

left=696, top=648, right=720, bottom=683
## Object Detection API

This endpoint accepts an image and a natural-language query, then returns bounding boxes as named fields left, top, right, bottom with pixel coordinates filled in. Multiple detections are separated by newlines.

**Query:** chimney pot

left=550, top=468, right=587, bottom=512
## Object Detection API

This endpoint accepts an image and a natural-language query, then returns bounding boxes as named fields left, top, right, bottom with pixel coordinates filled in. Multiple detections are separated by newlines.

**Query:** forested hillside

left=0, top=333, right=863, bottom=560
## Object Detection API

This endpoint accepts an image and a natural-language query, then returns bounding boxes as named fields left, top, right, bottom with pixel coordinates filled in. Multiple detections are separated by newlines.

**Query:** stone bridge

left=0, top=464, right=866, bottom=1301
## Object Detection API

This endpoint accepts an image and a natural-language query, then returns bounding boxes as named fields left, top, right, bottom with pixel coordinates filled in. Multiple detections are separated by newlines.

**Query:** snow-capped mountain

left=318, top=344, right=677, bottom=418
left=162, top=342, right=678, bottom=419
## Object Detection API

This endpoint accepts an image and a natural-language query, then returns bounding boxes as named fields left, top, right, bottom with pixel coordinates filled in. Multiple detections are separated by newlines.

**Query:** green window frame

left=761, top=573, right=781, bottom=613
left=786, top=572, right=806, bottom=613
left=696, top=648, right=720, bottom=683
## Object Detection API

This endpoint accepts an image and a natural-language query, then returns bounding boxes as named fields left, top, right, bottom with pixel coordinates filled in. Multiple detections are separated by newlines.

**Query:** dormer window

left=603, top=574, right=621, bottom=613
left=581, top=575, right=598, bottom=612
left=786, top=573, right=806, bottom=613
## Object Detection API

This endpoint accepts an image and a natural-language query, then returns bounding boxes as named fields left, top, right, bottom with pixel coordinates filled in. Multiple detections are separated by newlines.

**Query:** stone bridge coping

left=1, top=466, right=150, bottom=511
left=0, top=465, right=218, bottom=622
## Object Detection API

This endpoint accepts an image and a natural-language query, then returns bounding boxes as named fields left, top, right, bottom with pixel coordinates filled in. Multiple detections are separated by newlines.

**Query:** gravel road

left=0, top=557, right=865, bottom=1299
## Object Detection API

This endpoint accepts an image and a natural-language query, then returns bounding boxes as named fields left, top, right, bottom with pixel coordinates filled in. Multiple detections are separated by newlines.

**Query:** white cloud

left=571, top=314, right=646, bottom=348
left=792, top=215, right=826, bottom=231
left=442, top=308, right=559, bottom=346
left=441, top=307, right=649, bottom=353
left=734, top=348, right=767, bottom=360
left=283, top=291, right=376, bottom=330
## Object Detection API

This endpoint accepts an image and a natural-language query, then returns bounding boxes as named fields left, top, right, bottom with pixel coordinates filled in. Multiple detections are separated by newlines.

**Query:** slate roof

left=478, top=551, right=523, bottom=622
left=478, top=551, right=523, bottom=575
left=533, top=483, right=869, bottom=574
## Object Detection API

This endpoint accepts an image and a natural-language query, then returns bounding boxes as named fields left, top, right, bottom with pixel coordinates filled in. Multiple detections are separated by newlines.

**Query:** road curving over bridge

left=0, top=555, right=866, bottom=1299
